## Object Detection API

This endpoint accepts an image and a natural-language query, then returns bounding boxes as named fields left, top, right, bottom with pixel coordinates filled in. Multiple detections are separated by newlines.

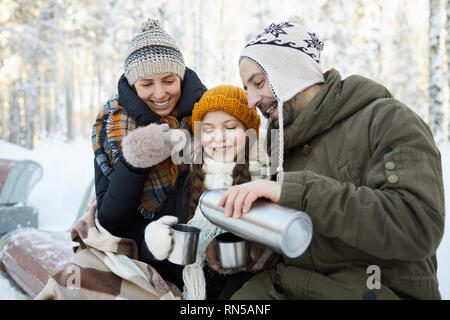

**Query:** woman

left=91, top=18, right=206, bottom=290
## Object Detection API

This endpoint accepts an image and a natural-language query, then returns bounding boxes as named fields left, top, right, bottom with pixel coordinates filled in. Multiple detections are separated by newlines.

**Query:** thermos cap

left=283, top=217, right=313, bottom=257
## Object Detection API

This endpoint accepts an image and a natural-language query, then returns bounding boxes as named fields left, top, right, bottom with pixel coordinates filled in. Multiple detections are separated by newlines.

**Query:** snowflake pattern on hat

left=304, top=32, right=324, bottom=54
left=256, top=22, right=294, bottom=39
left=245, top=22, right=323, bottom=63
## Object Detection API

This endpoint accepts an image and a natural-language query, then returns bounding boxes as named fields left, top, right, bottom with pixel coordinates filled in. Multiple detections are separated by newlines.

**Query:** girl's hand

left=206, top=239, right=280, bottom=274
left=144, top=215, right=178, bottom=260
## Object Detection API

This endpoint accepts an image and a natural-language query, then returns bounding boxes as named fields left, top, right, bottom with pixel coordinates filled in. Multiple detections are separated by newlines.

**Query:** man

left=211, top=18, right=445, bottom=299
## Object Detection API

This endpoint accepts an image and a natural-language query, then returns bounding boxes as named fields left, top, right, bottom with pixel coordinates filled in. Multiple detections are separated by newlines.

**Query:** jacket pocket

left=280, top=266, right=401, bottom=300
left=337, top=151, right=362, bottom=185
left=382, top=146, right=444, bottom=214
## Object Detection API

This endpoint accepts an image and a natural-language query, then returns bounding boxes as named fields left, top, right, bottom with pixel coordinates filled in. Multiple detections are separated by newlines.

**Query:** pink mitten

left=122, top=123, right=186, bottom=168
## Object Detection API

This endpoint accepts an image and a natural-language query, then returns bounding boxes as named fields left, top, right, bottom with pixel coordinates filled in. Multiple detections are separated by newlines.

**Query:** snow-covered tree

left=429, top=0, right=446, bottom=144
left=0, top=0, right=447, bottom=147
left=194, top=0, right=205, bottom=81
left=447, top=0, right=450, bottom=140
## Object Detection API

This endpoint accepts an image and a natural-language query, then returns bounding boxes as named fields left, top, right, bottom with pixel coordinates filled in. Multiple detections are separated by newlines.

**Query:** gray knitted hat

left=124, top=19, right=185, bottom=86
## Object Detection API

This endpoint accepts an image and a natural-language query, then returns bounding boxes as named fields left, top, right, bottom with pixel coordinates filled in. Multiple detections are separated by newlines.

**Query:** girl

left=145, top=85, right=278, bottom=300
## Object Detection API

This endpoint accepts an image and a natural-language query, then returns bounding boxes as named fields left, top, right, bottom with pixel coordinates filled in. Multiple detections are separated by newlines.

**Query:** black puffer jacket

left=93, top=67, right=206, bottom=289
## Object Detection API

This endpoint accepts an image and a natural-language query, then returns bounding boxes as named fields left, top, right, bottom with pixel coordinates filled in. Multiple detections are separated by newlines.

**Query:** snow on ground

left=0, top=270, right=29, bottom=300
left=436, top=142, right=450, bottom=299
left=0, top=137, right=449, bottom=299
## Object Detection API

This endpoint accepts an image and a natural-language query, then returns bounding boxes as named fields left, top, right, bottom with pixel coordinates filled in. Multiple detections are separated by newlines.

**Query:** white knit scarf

left=182, top=156, right=266, bottom=300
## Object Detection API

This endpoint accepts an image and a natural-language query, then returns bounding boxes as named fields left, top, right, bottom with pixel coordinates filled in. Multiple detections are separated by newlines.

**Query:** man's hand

left=217, top=180, right=282, bottom=218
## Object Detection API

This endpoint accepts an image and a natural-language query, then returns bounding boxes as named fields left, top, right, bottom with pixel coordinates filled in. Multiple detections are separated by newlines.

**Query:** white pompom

left=141, top=18, right=161, bottom=31
left=288, top=15, right=305, bottom=26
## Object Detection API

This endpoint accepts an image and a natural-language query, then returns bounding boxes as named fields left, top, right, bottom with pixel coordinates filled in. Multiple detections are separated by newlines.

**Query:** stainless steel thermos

left=199, top=189, right=313, bottom=258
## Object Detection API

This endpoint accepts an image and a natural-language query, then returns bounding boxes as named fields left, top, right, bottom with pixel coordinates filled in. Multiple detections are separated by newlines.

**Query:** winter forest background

left=1, top=0, right=449, bottom=147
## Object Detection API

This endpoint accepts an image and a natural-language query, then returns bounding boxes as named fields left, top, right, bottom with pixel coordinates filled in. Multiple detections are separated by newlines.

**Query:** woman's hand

left=217, top=180, right=282, bottom=218
left=121, top=123, right=187, bottom=168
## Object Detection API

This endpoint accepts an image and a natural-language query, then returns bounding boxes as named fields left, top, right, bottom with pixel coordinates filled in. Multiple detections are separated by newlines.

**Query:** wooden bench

left=0, top=178, right=95, bottom=298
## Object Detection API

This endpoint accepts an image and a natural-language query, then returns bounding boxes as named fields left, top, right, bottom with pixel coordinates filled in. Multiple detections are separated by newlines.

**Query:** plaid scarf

left=92, top=96, right=192, bottom=219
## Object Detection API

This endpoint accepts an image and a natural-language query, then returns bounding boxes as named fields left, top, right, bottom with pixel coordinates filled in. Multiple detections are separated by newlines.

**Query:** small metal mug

left=215, top=232, right=250, bottom=269
left=167, top=224, right=200, bottom=265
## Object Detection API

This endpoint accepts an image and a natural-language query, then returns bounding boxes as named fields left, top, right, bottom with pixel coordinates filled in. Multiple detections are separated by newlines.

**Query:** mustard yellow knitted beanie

left=192, top=85, right=261, bottom=135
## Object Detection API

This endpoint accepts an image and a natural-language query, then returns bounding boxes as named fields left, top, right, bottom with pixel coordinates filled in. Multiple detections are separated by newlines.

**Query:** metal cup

left=215, top=232, right=250, bottom=269
left=167, top=224, right=200, bottom=266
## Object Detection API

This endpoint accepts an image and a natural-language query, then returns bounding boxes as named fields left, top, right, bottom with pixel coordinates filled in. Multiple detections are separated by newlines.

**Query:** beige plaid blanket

left=35, top=201, right=182, bottom=300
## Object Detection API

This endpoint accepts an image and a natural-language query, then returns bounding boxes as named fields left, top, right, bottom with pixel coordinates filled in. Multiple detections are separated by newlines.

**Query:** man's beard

left=266, top=98, right=296, bottom=129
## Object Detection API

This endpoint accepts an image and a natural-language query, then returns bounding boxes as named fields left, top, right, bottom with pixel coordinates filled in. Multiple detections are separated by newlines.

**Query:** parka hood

left=283, top=69, right=393, bottom=150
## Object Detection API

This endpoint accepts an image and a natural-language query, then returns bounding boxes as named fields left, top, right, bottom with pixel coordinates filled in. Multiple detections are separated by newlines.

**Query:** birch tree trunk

left=429, top=0, right=445, bottom=143
left=0, top=85, right=6, bottom=140
left=447, top=0, right=450, bottom=140
left=64, top=58, right=74, bottom=141
left=194, top=0, right=204, bottom=79
left=25, top=83, right=38, bottom=149
left=24, top=39, right=39, bottom=149
left=9, top=86, right=21, bottom=145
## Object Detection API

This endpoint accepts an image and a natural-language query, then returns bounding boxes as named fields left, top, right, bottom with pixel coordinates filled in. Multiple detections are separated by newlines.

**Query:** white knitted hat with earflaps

left=239, top=16, right=325, bottom=182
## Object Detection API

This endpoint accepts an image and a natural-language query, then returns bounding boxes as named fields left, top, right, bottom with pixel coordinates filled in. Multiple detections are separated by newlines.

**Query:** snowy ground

left=0, top=137, right=449, bottom=299
left=436, top=142, right=450, bottom=300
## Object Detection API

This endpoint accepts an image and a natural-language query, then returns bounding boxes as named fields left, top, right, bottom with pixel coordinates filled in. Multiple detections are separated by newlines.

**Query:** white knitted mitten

left=144, top=215, right=178, bottom=260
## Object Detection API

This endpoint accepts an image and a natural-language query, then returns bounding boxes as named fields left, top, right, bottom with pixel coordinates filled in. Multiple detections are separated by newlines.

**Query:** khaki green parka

left=233, top=69, right=445, bottom=300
